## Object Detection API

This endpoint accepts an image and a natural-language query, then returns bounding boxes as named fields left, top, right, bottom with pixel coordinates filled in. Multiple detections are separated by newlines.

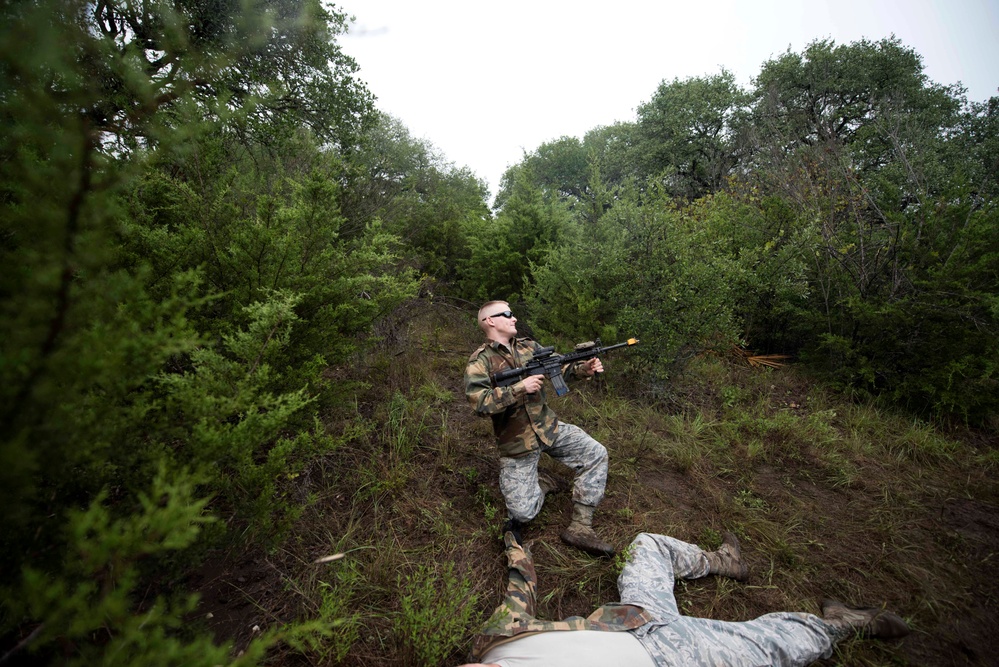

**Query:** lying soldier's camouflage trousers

left=469, top=533, right=651, bottom=660
left=471, top=532, right=847, bottom=666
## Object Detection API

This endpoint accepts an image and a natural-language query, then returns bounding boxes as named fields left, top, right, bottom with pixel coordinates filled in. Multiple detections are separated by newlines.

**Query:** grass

left=195, top=299, right=999, bottom=666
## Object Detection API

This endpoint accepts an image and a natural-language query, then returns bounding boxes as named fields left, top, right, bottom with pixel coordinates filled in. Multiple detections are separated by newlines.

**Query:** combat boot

left=821, top=599, right=910, bottom=639
left=704, top=531, right=749, bottom=582
left=502, top=518, right=523, bottom=546
left=560, top=502, right=615, bottom=558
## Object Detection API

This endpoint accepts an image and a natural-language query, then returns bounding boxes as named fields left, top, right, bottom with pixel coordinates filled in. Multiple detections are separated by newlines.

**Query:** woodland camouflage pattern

left=466, top=337, right=607, bottom=522
left=469, top=532, right=653, bottom=660
left=473, top=532, right=846, bottom=666
left=465, top=337, right=586, bottom=457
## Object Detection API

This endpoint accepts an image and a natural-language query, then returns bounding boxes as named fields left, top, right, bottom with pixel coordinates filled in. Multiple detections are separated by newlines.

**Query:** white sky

left=334, top=0, right=999, bottom=200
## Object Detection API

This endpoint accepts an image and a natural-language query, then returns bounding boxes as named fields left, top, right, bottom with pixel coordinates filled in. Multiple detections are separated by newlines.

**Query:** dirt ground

left=190, top=300, right=999, bottom=666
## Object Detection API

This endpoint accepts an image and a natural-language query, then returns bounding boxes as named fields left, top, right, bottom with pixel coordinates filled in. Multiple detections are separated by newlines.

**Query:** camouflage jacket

left=464, top=337, right=587, bottom=457
left=469, top=538, right=653, bottom=660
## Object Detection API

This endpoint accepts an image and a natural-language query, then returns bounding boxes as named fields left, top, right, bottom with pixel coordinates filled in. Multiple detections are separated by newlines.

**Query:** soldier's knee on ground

left=505, top=493, right=542, bottom=523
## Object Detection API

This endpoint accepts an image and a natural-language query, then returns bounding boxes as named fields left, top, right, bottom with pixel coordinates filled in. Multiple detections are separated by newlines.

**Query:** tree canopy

left=494, top=36, right=996, bottom=422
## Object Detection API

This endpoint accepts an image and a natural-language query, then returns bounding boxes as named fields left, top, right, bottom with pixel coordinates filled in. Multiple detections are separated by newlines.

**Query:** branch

left=0, top=120, right=95, bottom=441
left=247, top=309, right=289, bottom=379
left=0, top=623, right=45, bottom=665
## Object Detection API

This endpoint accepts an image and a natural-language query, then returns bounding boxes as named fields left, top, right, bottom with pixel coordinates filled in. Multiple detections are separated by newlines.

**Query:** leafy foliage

left=460, top=168, right=570, bottom=302
left=0, top=0, right=421, bottom=662
left=527, top=183, right=744, bottom=388
left=338, top=113, right=491, bottom=280
left=510, top=36, right=997, bottom=421
left=0, top=468, right=275, bottom=667
left=79, top=0, right=372, bottom=150
left=394, top=562, right=479, bottom=667
left=636, top=69, right=751, bottom=199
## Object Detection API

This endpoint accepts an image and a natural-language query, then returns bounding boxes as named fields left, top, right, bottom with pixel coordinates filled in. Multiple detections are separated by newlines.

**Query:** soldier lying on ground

left=464, top=300, right=615, bottom=557
left=460, top=528, right=909, bottom=667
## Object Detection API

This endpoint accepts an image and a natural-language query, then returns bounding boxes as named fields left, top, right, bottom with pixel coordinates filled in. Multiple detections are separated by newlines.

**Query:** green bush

left=393, top=562, right=480, bottom=667
left=527, top=181, right=743, bottom=391
left=459, top=168, right=569, bottom=302
left=0, top=0, right=413, bottom=661
left=2, top=465, right=274, bottom=666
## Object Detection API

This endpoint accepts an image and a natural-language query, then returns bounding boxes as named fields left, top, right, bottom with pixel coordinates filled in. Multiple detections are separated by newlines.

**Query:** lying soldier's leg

left=468, top=531, right=539, bottom=661
left=646, top=613, right=839, bottom=667
left=615, top=533, right=709, bottom=623
left=486, top=531, right=538, bottom=624
left=616, top=532, right=750, bottom=643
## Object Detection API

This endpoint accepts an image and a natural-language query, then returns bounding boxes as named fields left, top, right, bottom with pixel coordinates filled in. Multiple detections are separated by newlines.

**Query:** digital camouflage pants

left=473, top=532, right=844, bottom=665
left=498, top=422, right=607, bottom=522
left=470, top=532, right=652, bottom=660
left=623, top=533, right=844, bottom=666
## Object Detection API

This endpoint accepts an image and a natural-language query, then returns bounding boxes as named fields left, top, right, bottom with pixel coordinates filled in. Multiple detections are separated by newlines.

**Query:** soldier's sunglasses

left=481, top=310, right=514, bottom=321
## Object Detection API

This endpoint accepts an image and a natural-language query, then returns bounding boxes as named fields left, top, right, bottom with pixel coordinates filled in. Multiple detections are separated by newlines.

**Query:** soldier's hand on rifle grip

left=521, top=375, right=545, bottom=394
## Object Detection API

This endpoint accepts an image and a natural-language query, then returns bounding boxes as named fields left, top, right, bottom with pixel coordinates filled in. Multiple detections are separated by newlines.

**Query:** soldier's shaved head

left=477, top=300, right=509, bottom=332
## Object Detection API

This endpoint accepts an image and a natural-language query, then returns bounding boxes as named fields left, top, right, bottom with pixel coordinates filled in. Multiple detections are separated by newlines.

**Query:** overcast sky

left=334, top=0, right=998, bottom=200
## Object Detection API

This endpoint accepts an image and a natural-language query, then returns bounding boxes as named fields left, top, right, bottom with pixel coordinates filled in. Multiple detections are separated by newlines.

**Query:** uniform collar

left=487, top=336, right=518, bottom=352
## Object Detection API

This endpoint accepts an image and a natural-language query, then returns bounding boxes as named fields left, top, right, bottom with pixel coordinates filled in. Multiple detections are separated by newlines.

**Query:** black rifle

left=491, top=338, right=640, bottom=397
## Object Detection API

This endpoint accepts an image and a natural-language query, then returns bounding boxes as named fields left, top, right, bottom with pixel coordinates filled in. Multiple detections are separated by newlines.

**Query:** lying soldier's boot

left=821, top=599, right=910, bottom=639
left=705, top=531, right=749, bottom=582
left=502, top=518, right=523, bottom=547
left=502, top=526, right=530, bottom=555
left=560, top=502, right=615, bottom=558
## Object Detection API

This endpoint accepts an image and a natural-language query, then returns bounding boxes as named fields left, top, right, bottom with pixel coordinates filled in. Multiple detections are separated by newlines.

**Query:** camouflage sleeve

left=563, top=358, right=595, bottom=383
left=464, top=353, right=526, bottom=416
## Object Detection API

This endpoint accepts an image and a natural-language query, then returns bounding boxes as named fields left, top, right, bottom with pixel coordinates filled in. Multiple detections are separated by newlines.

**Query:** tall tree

left=749, top=38, right=996, bottom=420
left=635, top=69, right=750, bottom=200
left=582, top=122, right=643, bottom=190
left=750, top=37, right=960, bottom=173
left=495, top=136, right=590, bottom=208
left=337, top=113, right=490, bottom=280
left=75, top=0, right=372, bottom=151
left=460, top=168, right=568, bottom=303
